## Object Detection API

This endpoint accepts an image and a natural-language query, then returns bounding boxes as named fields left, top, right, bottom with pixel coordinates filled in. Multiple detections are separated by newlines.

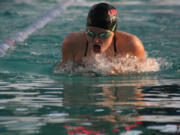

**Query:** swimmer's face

left=86, top=26, right=114, bottom=54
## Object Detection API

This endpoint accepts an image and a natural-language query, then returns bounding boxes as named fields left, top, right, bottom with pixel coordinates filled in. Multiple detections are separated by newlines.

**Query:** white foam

left=55, top=54, right=160, bottom=76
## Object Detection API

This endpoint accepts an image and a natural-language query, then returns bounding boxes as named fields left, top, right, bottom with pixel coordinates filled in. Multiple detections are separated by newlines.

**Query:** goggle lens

left=86, top=30, right=111, bottom=39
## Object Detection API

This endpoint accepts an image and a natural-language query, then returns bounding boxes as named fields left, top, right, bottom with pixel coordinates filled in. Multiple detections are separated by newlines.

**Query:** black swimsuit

left=84, top=35, right=117, bottom=57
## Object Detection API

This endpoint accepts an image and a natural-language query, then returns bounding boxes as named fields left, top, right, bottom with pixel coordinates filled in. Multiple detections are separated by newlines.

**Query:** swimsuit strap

left=113, top=32, right=117, bottom=56
left=84, top=40, right=89, bottom=57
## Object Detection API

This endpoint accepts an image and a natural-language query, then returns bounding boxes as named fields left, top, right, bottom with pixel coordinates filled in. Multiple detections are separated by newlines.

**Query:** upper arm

left=60, top=32, right=82, bottom=63
left=61, top=34, right=74, bottom=62
left=54, top=33, right=74, bottom=72
left=129, top=36, right=146, bottom=58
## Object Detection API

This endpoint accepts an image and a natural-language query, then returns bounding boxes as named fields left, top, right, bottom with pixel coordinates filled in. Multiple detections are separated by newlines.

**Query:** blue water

left=0, top=0, right=180, bottom=135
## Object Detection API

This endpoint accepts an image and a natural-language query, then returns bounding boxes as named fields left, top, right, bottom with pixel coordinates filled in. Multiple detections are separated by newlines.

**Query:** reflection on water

left=0, top=0, right=180, bottom=134
left=1, top=77, right=180, bottom=134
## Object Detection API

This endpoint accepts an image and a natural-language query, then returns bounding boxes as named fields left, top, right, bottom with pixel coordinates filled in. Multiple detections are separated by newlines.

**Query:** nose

left=93, top=37, right=100, bottom=44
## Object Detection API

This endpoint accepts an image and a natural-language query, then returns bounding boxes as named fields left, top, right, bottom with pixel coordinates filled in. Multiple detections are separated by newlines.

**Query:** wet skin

left=54, top=26, right=146, bottom=74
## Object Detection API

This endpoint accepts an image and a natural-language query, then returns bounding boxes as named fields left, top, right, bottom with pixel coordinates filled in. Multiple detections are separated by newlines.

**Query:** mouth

left=93, top=44, right=101, bottom=53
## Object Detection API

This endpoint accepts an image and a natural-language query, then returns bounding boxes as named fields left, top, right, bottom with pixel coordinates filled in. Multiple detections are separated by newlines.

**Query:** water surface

left=0, top=0, right=180, bottom=134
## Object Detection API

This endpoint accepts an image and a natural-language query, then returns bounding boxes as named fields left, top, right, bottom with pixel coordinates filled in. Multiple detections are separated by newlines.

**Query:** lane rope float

left=0, top=0, right=75, bottom=57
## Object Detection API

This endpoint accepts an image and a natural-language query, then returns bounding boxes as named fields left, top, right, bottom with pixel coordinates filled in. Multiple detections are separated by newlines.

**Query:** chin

left=94, top=51, right=101, bottom=54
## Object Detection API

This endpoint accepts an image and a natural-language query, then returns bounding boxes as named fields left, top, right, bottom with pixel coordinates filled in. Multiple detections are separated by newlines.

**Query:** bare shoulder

left=65, top=31, right=85, bottom=40
left=62, top=31, right=87, bottom=60
left=116, top=30, right=145, bottom=58
left=54, top=31, right=85, bottom=71
left=63, top=31, right=85, bottom=49
left=116, top=30, right=141, bottom=44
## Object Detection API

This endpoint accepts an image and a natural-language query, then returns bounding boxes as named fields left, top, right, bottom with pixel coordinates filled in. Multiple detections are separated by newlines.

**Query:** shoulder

left=63, top=31, right=85, bottom=45
left=115, top=30, right=145, bottom=58
left=116, top=30, right=140, bottom=42
left=62, top=31, right=86, bottom=50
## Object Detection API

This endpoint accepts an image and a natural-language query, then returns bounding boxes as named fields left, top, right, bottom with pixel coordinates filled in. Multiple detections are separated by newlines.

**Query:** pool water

left=0, top=0, right=180, bottom=135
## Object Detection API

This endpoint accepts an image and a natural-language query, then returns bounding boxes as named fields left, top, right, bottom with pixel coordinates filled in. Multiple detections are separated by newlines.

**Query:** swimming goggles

left=86, top=29, right=111, bottom=39
left=86, top=24, right=116, bottom=39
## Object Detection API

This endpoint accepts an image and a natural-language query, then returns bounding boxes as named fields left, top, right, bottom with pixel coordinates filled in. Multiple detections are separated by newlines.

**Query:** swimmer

left=54, top=3, right=146, bottom=74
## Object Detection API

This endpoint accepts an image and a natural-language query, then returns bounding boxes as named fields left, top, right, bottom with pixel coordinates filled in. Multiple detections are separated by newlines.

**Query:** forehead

left=87, top=26, right=110, bottom=33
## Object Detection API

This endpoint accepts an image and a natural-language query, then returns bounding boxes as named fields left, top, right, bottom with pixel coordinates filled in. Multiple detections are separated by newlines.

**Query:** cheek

left=87, top=36, right=94, bottom=43
left=105, top=39, right=111, bottom=44
left=103, top=38, right=112, bottom=46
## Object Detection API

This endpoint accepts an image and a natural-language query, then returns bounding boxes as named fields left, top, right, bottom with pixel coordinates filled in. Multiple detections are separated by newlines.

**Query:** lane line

left=0, top=0, right=75, bottom=57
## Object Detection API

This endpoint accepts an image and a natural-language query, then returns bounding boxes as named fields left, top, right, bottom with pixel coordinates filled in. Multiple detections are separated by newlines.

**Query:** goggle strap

left=111, top=24, right=116, bottom=32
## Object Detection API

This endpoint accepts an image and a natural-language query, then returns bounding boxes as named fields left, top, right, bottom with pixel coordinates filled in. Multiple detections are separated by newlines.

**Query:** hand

left=109, top=65, right=124, bottom=75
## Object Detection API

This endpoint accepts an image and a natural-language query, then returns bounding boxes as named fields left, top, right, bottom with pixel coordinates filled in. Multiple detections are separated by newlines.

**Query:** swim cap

left=87, top=3, right=117, bottom=32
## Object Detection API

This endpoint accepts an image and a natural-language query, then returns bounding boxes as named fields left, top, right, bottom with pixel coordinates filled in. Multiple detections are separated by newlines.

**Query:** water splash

left=55, top=54, right=160, bottom=76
